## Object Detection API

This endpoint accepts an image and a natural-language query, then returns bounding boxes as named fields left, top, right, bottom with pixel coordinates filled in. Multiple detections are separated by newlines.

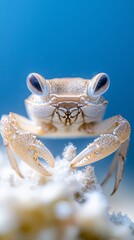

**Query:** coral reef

left=0, top=144, right=134, bottom=240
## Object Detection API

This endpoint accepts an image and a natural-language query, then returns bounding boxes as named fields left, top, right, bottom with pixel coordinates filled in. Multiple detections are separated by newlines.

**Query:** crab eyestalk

left=87, top=73, right=110, bottom=99
left=27, top=73, right=50, bottom=97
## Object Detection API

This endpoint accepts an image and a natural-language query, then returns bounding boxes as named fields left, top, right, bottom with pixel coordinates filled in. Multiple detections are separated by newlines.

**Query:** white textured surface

left=0, top=144, right=134, bottom=240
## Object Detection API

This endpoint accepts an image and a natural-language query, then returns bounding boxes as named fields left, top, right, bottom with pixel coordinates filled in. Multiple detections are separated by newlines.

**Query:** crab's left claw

left=70, top=115, right=130, bottom=194
left=0, top=113, right=55, bottom=177
left=70, top=134, right=120, bottom=168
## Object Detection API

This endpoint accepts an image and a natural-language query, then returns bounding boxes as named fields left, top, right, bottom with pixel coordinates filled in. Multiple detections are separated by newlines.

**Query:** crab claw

left=23, top=137, right=55, bottom=176
left=70, top=143, right=99, bottom=168
left=70, top=134, right=120, bottom=168
left=0, top=113, right=55, bottom=177
left=29, top=139, right=55, bottom=176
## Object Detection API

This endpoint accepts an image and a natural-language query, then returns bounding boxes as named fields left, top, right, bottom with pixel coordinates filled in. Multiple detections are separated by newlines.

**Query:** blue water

left=0, top=1, right=134, bottom=194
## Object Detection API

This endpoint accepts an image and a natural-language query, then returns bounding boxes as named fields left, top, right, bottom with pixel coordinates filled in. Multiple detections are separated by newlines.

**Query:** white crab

left=0, top=73, right=130, bottom=194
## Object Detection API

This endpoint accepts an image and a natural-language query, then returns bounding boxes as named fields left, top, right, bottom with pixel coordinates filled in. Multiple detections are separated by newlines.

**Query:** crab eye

left=27, top=73, right=42, bottom=94
left=27, top=73, right=50, bottom=97
left=95, top=74, right=109, bottom=92
left=88, top=73, right=110, bottom=98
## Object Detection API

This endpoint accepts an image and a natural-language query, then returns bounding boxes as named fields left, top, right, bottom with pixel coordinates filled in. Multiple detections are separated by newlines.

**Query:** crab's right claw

left=29, top=139, right=55, bottom=176
left=0, top=114, right=55, bottom=177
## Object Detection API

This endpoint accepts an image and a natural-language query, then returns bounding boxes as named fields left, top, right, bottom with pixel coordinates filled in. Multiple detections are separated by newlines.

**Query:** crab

left=0, top=73, right=130, bottom=194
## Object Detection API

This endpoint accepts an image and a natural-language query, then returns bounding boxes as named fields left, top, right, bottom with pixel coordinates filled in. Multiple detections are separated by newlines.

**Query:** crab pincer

left=0, top=113, right=55, bottom=177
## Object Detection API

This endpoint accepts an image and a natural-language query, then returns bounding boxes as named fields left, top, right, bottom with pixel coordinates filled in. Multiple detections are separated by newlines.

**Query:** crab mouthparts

left=52, top=101, right=83, bottom=126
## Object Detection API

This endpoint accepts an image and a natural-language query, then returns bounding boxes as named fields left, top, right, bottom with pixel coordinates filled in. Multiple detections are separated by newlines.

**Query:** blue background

left=0, top=0, right=134, bottom=215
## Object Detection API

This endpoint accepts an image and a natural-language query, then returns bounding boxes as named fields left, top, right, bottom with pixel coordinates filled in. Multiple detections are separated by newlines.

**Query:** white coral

left=0, top=144, right=134, bottom=240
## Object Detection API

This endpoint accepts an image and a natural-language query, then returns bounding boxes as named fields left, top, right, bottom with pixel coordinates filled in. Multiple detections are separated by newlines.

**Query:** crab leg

left=0, top=113, right=55, bottom=177
left=101, top=139, right=129, bottom=194
left=71, top=115, right=130, bottom=194
left=5, top=142, right=24, bottom=178
left=9, top=113, right=47, bottom=136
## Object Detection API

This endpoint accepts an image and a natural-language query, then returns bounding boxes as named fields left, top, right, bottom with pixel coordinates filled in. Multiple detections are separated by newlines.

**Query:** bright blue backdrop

left=0, top=0, right=134, bottom=198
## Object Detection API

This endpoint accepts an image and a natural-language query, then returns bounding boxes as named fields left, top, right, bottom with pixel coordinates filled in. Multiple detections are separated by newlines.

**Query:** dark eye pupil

left=95, top=75, right=108, bottom=92
left=29, top=74, right=42, bottom=92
